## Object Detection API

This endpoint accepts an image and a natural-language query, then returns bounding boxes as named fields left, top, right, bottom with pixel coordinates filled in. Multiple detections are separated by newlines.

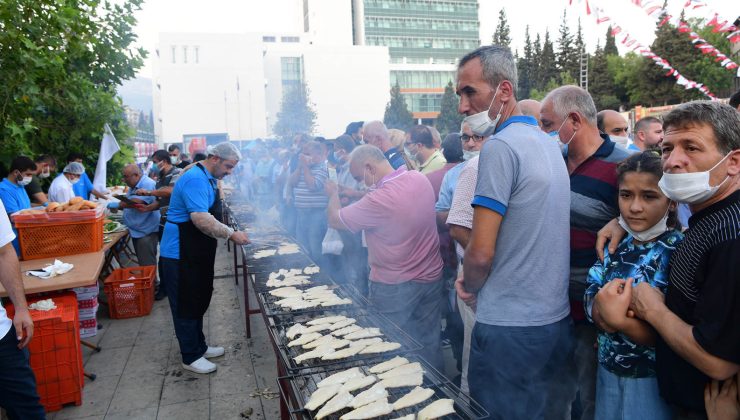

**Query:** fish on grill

left=328, top=318, right=357, bottom=331
left=303, top=336, right=350, bottom=350
left=378, top=371, right=423, bottom=389
left=303, top=265, right=320, bottom=274
left=391, top=386, right=434, bottom=410
left=347, top=337, right=383, bottom=348
left=287, top=332, right=322, bottom=347
left=339, top=375, right=377, bottom=393
left=368, top=356, right=409, bottom=374
left=339, top=398, right=394, bottom=419
left=307, top=315, right=347, bottom=326
left=320, top=297, right=353, bottom=307
left=269, top=287, right=303, bottom=298
left=321, top=345, right=365, bottom=360
left=286, top=323, right=307, bottom=339
left=389, top=415, right=415, bottom=420
left=315, top=391, right=354, bottom=419
left=344, top=328, right=383, bottom=340
left=349, top=383, right=388, bottom=409
left=294, top=345, right=335, bottom=364
left=359, top=341, right=401, bottom=355
left=377, top=362, right=423, bottom=380
left=316, top=367, right=363, bottom=388
left=305, top=384, right=341, bottom=411
left=304, top=323, right=334, bottom=334
left=331, top=325, right=362, bottom=337
left=417, top=398, right=456, bottom=419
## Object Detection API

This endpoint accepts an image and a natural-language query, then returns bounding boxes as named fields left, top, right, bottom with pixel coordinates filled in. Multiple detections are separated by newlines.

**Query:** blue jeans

left=468, top=317, right=574, bottom=420
left=160, top=257, right=207, bottom=365
left=369, top=278, right=444, bottom=373
left=295, top=207, right=327, bottom=264
left=0, top=325, right=45, bottom=420
left=595, top=365, right=672, bottom=420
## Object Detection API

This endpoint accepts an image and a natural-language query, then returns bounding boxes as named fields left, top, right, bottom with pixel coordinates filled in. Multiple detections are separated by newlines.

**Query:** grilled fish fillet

left=389, top=415, right=415, bottom=420
left=304, top=338, right=350, bottom=351
left=331, top=325, right=362, bottom=337
left=349, top=383, right=388, bottom=408
left=307, top=315, right=347, bottom=325
left=315, top=391, right=354, bottom=420
left=392, top=386, right=435, bottom=410
left=287, top=332, right=322, bottom=347
left=379, top=371, right=423, bottom=389
left=328, top=318, right=357, bottom=331
left=321, top=345, right=364, bottom=360
left=348, top=337, right=383, bottom=348
left=305, top=384, right=341, bottom=411
left=417, top=398, right=455, bottom=419
left=320, top=298, right=353, bottom=307
left=368, top=356, right=409, bottom=373
left=303, top=265, right=320, bottom=274
left=339, top=375, right=377, bottom=393
left=340, top=398, right=394, bottom=419
left=377, top=362, right=423, bottom=379
left=285, top=323, right=306, bottom=339
left=304, top=285, right=330, bottom=294
left=304, top=323, right=334, bottom=333
left=294, top=345, right=335, bottom=364
left=359, top=341, right=401, bottom=354
left=269, top=287, right=303, bottom=298
left=344, top=328, right=383, bottom=340
left=317, top=367, right=363, bottom=388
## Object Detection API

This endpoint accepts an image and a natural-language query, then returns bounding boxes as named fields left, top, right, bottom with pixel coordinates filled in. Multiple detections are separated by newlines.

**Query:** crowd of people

left=0, top=42, right=739, bottom=419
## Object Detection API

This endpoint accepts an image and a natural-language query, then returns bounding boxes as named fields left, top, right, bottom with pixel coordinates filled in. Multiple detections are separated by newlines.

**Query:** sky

left=131, top=0, right=738, bottom=78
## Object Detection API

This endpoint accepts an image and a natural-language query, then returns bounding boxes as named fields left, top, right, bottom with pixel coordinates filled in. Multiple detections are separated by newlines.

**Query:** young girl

left=584, top=151, right=683, bottom=420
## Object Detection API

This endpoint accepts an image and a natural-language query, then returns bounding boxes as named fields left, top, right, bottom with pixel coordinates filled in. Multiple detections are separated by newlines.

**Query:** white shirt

left=48, top=174, right=75, bottom=203
left=0, top=201, right=15, bottom=339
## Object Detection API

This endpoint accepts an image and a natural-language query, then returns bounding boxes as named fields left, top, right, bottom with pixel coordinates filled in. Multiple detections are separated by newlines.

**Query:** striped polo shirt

left=293, top=162, right=329, bottom=209
left=569, top=134, right=633, bottom=268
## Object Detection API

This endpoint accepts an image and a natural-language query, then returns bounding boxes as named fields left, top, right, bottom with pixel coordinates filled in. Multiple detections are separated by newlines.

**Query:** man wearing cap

left=159, top=142, right=250, bottom=374
left=48, top=162, right=85, bottom=203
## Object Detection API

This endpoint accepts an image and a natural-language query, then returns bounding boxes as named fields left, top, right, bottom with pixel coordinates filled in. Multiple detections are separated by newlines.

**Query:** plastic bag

left=321, top=228, right=344, bottom=255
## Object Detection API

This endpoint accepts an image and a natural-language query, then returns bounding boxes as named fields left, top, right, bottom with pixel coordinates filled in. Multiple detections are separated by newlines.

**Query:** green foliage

left=273, top=83, right=317, bottom=140
left=538, top=30, right=558, bottom=91
left=383, top=83, right=414, bottom=131
left=556, top=10, right=580, bottom=83
left=604, top=26, right=619, bottom=56
left=0, top=0, right=145, bottom=183
left=530, top=72, right=577, bottom=101
left=517, top=26, right=535, bottom=99
left=492, top=8, right=511, bottom=48
left=436, top=81, right=464, bottom=136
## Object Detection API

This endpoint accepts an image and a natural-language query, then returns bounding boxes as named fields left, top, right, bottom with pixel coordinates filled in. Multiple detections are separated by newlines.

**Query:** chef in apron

left=159, top=142, right=250, bottom=374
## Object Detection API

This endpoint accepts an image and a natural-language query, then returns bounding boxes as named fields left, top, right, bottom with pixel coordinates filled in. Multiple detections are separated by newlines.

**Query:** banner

left=92, top=124, right=121, bottom=193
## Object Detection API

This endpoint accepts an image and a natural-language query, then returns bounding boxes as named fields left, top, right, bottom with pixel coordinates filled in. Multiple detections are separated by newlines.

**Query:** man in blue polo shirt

left=0, top=156, right=36, bottom=254
left=66, top=153, right=107, bottom=200
left=159, top=142, right=249, bottom=375
left=457, top=45, right=573, bottom=418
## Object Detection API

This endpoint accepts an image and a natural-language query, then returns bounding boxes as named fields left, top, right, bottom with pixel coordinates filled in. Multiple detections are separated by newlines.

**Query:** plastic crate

left=103, top=266, right=156, bottom=319
left=79, top=318, right=98, bottom=338
left=73, top=286, right=99, bottom=301
left=5, top=292, right=83, bottom=412
left=14, top=214, right=104, bottom=261
left=77, top=297, right=99, bottom=319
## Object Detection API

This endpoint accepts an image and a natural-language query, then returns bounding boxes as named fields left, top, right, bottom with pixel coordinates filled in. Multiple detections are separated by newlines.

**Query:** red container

left=6, top=292, right=83, bottom=412
left=13, top=213, right=104, bottom=261
left=103, top=266, right=156, bottom=319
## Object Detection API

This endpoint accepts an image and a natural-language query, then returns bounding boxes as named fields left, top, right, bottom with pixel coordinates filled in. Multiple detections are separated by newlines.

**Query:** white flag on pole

left=93, top=123, right=120, bottom=193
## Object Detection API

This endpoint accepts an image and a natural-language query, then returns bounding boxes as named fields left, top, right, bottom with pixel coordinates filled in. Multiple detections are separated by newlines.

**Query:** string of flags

left=633, top=0, right=740, bottom=43
left=572, top=0, right=717, bottom=99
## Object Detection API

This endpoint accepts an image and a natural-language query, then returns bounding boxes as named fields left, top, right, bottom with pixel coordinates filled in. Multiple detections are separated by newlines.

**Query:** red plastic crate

left=6, top=292, right=83, bottom=412
left=14, top=213, right=104, bottom=261
left=103, top=266, right=156, bottom=319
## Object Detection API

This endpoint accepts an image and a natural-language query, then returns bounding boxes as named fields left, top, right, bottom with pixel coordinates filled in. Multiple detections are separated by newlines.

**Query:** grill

left=277, top=355, right=488, bottom=420
left=258, top=284, right=368, bottom=318
left=268, top=307, right=421, bottom=374
left=251, top=267, right=335, bottom=295
left=245, top=248, right=314, bottom=274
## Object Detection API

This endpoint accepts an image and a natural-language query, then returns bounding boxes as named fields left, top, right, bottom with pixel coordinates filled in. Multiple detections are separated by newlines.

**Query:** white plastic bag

left=321, top=228, right=344, bottom=255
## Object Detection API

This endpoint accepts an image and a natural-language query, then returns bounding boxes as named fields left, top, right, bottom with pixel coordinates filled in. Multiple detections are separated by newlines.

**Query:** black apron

left=176, top=163, right=224, bottom=319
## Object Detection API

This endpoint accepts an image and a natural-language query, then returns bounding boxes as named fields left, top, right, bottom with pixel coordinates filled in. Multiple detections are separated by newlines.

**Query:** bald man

left=362, top=121, right=406, bottom=169
left=597, top=110, right=630, bottom=147
left=108, top=164, right=161, bottom=289
left=519, top=99, right=542, bottom=126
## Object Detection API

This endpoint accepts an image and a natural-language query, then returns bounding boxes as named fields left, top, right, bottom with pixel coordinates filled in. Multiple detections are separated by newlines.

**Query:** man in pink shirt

left=326, top=145, right=445, bottom=371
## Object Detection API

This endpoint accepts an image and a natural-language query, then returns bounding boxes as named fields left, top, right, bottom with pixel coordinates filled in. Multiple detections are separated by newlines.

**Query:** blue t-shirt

left=435, top=161, right=466, bottom=212
left=584, top=230, right=683, bottom=378
left=471, top=116, right=572, bottom=327
left=0, top=179, right=32, bottom=254
left=73, top=172, right=94, bottom=199
left=114, top=176, right=160, bottom=239
left=160, top=166, right=217, bottom=259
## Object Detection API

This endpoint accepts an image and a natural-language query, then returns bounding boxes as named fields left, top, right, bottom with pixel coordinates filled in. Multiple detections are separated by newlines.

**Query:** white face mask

left=39, top=169, right=50, bottom=179
left=618, top=210, right=669, bottom=243
left=17, top=175, right=32, bottom=186
left=462, top=84, right=503, bottom=138
left=463, top=150, right=479, bottom=161
left=658, top=153, right=732, bottom=204
left=170, top=156, right=178, bottom=164
left=551, top=118, right=576, bottom=147
left=70, top=177, right=81, bottom=185
left=611, top=135, right=630, bottom=148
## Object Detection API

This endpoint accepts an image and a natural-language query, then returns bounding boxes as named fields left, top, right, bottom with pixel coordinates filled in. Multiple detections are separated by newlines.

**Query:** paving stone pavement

left=46, top=241, right=280, bottom=420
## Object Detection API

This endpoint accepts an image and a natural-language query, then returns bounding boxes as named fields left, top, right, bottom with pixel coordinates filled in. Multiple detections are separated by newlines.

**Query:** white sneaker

left=203, top=346, right=225, bottom=359
left=182, top=357, right=217, bottom=374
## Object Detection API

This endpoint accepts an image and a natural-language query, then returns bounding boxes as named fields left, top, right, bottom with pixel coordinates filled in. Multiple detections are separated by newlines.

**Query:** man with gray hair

left=160, top=142, right=250, bottom=374
left=362, top=121, right=406, bottom=169
left=540, top=85, right=633, bottom=419
left=325, top=145, right=445, bottom=371
left=456, top=45, right=572, bottom=418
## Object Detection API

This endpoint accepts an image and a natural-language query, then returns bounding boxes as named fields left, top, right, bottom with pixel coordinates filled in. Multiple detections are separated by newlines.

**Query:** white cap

left=63, top=162, right=85, bottom=175
left=207, top=142, right=242, bottom=161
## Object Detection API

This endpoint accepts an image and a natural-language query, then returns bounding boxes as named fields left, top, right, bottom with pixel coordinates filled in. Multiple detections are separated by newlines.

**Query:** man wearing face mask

left=48, top=161, right=85, bottom=204
left=596, top=101, right=740, bottom=417
left=540, top=86, right=633, bottom=420
left=404, top=125, right=446, bottom=174
left=455, top=45, right=572, bottom=418
left=0, top=156, right=36, bottom=253
left=24, top=155, right=56, bottom=206
left=597, top=109, right=631, bottom=149
left=326, top=145, right=445, bottom=371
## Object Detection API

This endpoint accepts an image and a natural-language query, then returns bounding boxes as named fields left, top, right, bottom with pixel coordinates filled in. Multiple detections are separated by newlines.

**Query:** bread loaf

left=68, top=197, right=83, bottom=205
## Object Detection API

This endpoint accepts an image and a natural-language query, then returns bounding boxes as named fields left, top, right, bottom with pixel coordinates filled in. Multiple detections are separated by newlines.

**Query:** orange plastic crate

left=14, top=214, right=104, bottom=261
left=6, top=292, right=84, bottom=412
left=103, top=266, right=156, bottom=319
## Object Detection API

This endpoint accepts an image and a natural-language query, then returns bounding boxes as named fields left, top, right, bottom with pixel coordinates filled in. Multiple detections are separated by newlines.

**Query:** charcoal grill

left=268, top=307, right=422, bottom=374
left=277, top=355, right=488, bottom=420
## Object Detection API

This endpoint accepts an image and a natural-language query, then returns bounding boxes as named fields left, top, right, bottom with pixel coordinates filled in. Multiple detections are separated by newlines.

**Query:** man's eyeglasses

left=461, top=134, right=485, bottom=143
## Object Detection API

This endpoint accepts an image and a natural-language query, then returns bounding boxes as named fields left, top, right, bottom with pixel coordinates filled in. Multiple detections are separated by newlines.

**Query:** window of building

left=281, top=57, right=303, bottom=90
left=263, top=36, right=276, bottom=42
left=194, top=46, right=199, bottom=63
left=182, top=46, right=188, bottom=64
left=171, top=46, right=176, bottom=63
left=281, top=36, right=300, bottom=43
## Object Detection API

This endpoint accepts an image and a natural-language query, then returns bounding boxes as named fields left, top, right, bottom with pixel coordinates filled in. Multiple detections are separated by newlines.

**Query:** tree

left=604, top=25, right=619, bottom=56
left=0, top=0, right=145, bottom=183
left=589, top=41, right=620, bottom=110
left=436, top=81, right=464, bottom=136
left=492, top=8, right=512, bottom=48
left=530, top=72, right=578, bottom=101
left=274, top=83, right=317, bottom=140
left=383, top=83, right=414, bottom=131
left=557, top=10, right=578, bottom=82
left=517, top=26, right=535, bottom=99
left=531, top=33, right=543, bottom=91
left=539, top=30, right=559, bottom=91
